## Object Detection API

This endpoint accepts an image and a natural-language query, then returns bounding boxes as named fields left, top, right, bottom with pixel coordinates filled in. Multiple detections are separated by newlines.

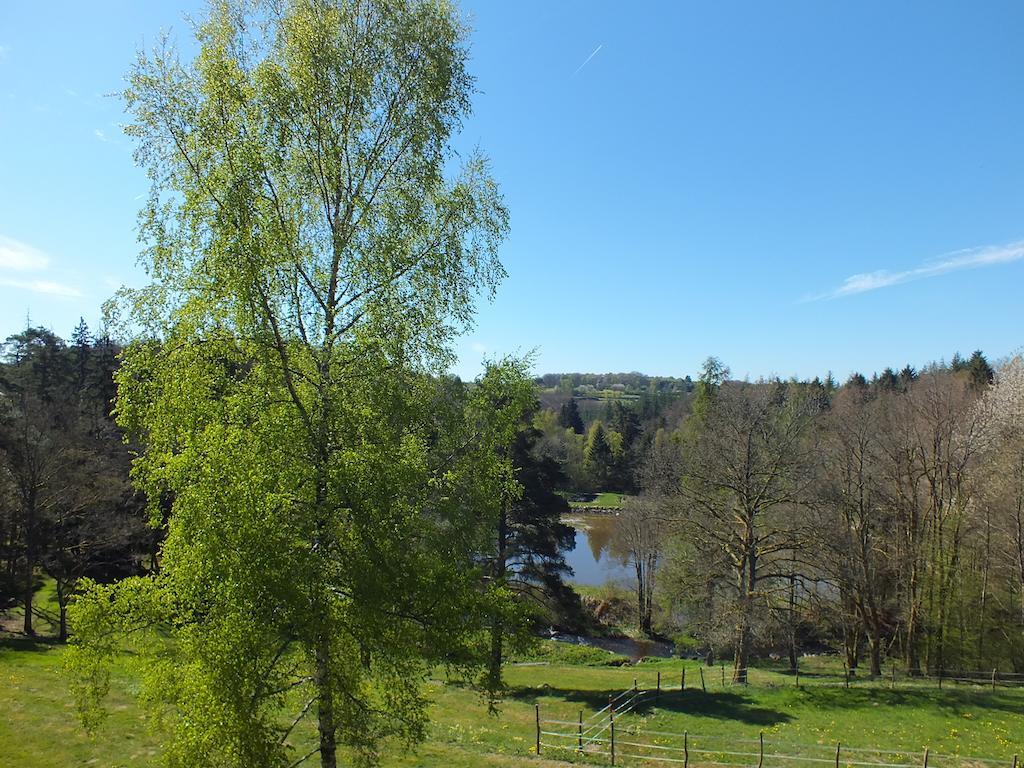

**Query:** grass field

left=567, top=492, right=628, bottom=510
left=2, top=634, right=1022, bottom=767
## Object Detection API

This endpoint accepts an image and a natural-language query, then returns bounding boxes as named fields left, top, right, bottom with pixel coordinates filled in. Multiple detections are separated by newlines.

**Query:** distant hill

left=534, top=372, right=694, bottom=395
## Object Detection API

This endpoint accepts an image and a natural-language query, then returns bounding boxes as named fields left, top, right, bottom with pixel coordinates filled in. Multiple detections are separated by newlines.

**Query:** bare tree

left=878, top=372, right=988, bottom=674
left=677, top=382, right=818, bottom=682
left=817, top=383, right=893, bottom=676
left=613, top=497, right=663, bottom=635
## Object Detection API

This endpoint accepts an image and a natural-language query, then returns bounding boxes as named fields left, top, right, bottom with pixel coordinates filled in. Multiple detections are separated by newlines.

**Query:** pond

left=563, top=513, right=633, bottom=586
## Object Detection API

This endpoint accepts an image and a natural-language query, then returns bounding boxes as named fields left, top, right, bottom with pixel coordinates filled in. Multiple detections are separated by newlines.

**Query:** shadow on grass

left=793, top=683, right=1024, bottom=718
left=0, top=632, right=63, bottom=654
left=506, top=685, right=792, bottom=727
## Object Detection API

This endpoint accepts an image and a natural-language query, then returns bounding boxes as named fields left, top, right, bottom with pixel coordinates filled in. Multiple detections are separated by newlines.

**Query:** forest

left=4, top=319, right=1023, bottom=693
left=533, top=353, right=1024, bottom=685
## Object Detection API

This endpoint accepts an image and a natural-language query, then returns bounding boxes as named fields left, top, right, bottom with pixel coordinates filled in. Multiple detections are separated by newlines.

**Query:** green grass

left=2, top=637, right=1022, bottom=767
left=508, top=639, right=629, bottom=667
left=567, top=492, right=627, bottom=510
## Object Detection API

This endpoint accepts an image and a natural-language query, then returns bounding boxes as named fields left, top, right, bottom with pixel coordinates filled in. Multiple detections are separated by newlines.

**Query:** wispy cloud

left=572, top=44, right=603, bottom=77
left=93, top=129, right=108, bottom=142
left=0, top=235, right=81, bottom=297
left=0, top=277, right=82, bottom=297
left=470, top=341, right=488, bottom=355
left=0, top=235, right=50, bottom=271
left=807, top=240, right=1024, bottom=301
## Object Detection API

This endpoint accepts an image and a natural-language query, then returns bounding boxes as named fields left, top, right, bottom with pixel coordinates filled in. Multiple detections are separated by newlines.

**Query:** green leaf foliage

left=66, top=2, right=530, bottom=767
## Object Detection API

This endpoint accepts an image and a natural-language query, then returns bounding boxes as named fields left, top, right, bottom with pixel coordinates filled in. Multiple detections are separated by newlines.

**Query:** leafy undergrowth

left=2, top=637, right=1022, bottom=767
left=508, top=639, right=629, bottom=666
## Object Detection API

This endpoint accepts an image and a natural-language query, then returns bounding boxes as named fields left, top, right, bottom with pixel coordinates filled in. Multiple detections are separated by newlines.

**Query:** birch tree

left=66, top=2, right=522, bottom=767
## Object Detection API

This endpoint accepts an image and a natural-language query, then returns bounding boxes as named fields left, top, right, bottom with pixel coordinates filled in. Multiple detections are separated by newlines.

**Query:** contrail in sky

left=572, top=44, right=603, bottom=76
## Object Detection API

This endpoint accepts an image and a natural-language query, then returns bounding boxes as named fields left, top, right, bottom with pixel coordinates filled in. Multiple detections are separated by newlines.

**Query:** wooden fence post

left=657, top=670, right=661, bottom=699
left=844, top=668, right=849, bottom=689
left=721, top=664, right=725, bottom=686
left=923, top=748, right=929, bottom=768
left=610, top=711, right=616, bottom=766
left=938, top=670, right=943, bottom=689
left=835, top=741, right=841, bottom=768
left=681, top=668, right=685, bottom=691
left=758, top=731, right=764, bottom=768
left=699, top=667, right=706, bottom=693
left=578, top=710, right=583, bottom=753
left=1010, top=753, right=1017, bottom=768
left=992, top=668, right=998, bottom=691
left=535, top=704, right=540, bottom=756
left=891, top=664, right=896, bottom=690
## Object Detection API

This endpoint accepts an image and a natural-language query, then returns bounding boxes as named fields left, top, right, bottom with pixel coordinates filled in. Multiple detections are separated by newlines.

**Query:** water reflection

left=564, top=514, right=632, bottom=586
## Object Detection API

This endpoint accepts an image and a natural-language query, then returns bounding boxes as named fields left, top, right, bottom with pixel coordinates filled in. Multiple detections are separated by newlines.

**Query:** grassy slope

left=2, top=640, right=1022, bottom=767
left=566, top=493, right=627, bottom=510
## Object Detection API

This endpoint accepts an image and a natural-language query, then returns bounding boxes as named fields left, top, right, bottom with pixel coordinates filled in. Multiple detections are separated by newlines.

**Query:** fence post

left=795, top=665, right=800, bottom=688
left=684, top=731, right=689, bottom=768
left=721, top=664, right=726, bottom=686
left=923, top=748, right=929, bottom=768
left=1011, top=754, right=1017, bottom=768
left=535, top=704, right=540, bottom=756
left=578, top=710, right=583, bottom=753
left=681, top=667, right=685, bottom=692
left=610, top=710, right=616, bottom=766
left=699, top=667, right=706, bottom=692
left=891, top=664, right=896, bottom=690
left=938, top=670, right=943, bottom=689
left=657, top=670, right=661, bottom=699
left=844, top=667, right=849, bottom=689
left=758, top=731, right=764, bottom=768
left=835, top=741, right=841, bottom=768
left=992, top=668, right=998, bottom=691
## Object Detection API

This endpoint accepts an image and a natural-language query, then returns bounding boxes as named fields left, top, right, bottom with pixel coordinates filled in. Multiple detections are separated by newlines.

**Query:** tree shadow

left=507, top=685, right=792, bottom=727
left=794, top=684, right=1024, bottom=718
left=0, top=633, right=63, bottom=655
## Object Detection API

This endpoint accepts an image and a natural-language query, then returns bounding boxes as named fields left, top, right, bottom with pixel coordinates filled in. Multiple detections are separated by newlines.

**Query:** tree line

left=0, top=322, right=148, bottom=641
left=624, top=352, right=1024, bottom=682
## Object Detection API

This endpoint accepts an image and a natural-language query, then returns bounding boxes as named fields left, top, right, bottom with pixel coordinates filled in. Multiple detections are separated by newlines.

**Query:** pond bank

left=548, top=632, right=674, bottom=662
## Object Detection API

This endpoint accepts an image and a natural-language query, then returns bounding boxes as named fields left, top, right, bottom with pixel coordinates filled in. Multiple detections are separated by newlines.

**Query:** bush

left=509, top=639, right=629, bottom=666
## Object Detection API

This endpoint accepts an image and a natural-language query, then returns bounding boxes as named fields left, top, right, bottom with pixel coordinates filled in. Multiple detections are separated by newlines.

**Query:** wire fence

left=670, top=664, right=1024, bottom=692
left=533, top=682, right=1022, bottom=768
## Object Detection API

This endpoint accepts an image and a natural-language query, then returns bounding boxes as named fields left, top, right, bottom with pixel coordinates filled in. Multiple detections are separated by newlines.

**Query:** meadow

left=3, top=626, right=1021, bottom=768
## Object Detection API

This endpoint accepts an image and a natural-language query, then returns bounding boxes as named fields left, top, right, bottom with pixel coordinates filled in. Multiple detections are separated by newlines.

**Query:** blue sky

left=1, top=2, right=1022, bottom=381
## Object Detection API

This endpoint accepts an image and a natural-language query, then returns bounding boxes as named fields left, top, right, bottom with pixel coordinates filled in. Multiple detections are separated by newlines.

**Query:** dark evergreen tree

left=583, top=421, right=615, bottom=490
left=610, top=400, right=642, bottom=447
left=558, top=397, right=584, bottom=434
left=877, top=367, right=899, bottom=392
left=967, top=349, right=994, bottom=390
left=846, top=372, right=868, bottom=389
left=899, top=365, right=918, bottom=388
left=487, top=406, right=579, bottom=687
